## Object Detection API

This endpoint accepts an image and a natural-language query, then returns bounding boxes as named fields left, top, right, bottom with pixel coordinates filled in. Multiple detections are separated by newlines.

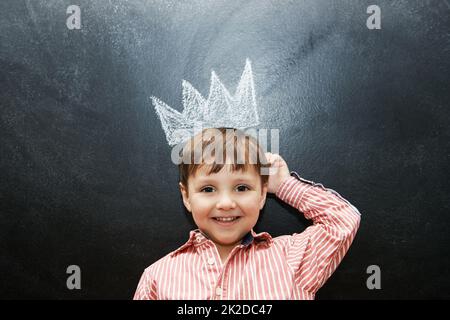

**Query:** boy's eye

left=200, top=186, right=215, bottom=193
left=236, top=185, right=250, bottom=192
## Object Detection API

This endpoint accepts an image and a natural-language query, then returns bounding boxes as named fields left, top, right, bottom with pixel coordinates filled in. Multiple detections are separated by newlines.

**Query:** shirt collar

left=170, top=229, right=273, bottom=257
left=249, top=229, right=273, bottom=246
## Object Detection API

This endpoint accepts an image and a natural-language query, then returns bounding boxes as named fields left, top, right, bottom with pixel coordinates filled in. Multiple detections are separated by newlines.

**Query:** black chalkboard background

left=1, top=0, right=449, bottom=299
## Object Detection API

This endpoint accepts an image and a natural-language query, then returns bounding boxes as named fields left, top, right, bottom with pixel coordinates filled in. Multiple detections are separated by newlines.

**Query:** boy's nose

left=215, top=193, right=237, bottom=210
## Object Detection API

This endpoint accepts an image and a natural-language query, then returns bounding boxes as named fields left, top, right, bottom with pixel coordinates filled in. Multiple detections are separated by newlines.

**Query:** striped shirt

left=134, top=173, right=361, bottom=300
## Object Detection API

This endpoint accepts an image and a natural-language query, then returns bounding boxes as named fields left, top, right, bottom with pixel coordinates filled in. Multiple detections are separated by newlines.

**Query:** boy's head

left=179, top=127, right=269, bottom=251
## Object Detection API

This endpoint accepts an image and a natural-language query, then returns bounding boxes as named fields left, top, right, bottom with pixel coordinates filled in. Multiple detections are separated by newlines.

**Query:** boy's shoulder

left=144, top=230, right=201, bottom=271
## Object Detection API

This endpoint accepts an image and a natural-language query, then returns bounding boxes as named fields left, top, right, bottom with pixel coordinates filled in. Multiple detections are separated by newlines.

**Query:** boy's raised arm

left=275, top=172, right=361, bottom=294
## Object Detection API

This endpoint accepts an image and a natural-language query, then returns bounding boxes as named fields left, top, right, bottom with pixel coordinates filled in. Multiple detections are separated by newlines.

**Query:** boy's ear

left=179, top=182, right=192, bottom=213
left=259, top=183, right=268, bottom=210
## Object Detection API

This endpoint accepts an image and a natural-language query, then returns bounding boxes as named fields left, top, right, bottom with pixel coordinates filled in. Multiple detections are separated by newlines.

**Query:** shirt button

left=196, top=238, right=202, bottom=243
left=215, top=287, right=222, bottom=296
left=207, top=258, right=215, bottom=265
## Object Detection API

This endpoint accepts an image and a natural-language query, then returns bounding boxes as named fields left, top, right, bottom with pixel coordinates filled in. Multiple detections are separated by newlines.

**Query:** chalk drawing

left=152, top=58, right=260, bottom=146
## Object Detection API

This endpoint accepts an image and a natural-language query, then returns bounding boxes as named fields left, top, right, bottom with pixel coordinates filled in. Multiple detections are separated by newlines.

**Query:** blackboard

left=1, top=0, right=449, bottom=299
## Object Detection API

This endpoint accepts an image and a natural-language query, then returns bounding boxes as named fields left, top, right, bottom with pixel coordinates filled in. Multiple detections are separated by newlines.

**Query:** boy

left=134, top=127, right=361, bottom=300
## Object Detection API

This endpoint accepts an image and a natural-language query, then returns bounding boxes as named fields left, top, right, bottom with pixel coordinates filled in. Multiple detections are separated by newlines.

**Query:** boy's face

left=179, top=165, right=267, bottom=250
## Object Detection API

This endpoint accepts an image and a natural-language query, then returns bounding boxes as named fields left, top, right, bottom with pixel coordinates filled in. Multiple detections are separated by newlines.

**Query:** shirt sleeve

left=275, top=172, right=361, bottom=294
left=133, top=267, right=158, bottom=300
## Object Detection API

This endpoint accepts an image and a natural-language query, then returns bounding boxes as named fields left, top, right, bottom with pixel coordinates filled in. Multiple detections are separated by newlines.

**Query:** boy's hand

left=265, top=153, right=291, bottom=194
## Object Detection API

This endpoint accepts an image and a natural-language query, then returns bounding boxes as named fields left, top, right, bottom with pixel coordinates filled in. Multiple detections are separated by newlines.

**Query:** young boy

left=134, top=127, right=361, bottom=300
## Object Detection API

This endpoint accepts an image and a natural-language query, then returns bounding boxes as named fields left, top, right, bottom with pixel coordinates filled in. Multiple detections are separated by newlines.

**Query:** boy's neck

left=215, top=243, right=238, bottom=264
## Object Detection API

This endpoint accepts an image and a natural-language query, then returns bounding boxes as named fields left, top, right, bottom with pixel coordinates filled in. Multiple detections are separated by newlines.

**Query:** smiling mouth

left=212, top=217, right=241, bottom=223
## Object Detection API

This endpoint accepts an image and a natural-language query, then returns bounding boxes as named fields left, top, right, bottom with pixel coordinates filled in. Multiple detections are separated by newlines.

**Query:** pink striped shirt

left=134, top=174, right=361, bottom=300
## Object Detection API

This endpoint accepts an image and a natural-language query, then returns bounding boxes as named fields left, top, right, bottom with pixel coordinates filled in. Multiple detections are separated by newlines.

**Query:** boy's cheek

left=190, top=200, right=212, bottom=213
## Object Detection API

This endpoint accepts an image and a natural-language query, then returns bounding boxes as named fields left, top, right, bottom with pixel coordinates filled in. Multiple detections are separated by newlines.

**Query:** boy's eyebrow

left=194, top=174, right=258, bottom=185
left=193, top=177, right=217, bottom=184
left=232, top=176, right=258, bottom=183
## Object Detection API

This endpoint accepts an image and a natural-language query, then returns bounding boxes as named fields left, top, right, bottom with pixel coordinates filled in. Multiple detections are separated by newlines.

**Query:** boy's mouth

left=212, top=216, right=241, bottom=225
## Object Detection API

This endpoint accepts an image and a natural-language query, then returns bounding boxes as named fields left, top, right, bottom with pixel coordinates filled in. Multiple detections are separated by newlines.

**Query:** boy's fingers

left=265, top=153, right=286, bottom=169
left=265, top=153, right=280, bottom=162
left=265, top=152, right=273, bottom=164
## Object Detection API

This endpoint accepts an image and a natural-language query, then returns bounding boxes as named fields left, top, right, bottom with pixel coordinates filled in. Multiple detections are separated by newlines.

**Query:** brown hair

left=179, top=128, right=269, bottom=192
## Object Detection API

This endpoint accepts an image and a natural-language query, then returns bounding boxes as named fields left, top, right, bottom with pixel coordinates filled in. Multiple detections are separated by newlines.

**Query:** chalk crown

left=152, top=58, right=260, bottom=146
